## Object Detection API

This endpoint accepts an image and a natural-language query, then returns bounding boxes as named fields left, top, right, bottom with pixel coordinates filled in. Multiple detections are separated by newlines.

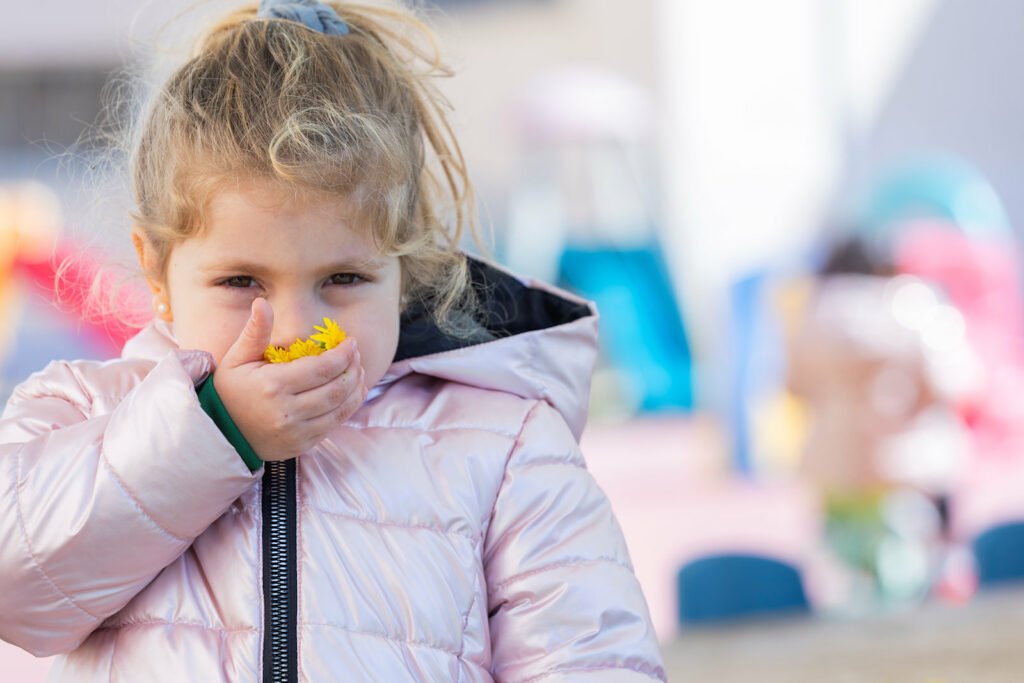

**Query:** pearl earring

left=156, top=302, right=169, bottom=315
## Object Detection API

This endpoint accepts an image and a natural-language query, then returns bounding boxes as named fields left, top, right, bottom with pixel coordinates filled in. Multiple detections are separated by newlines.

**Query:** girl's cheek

left=198, top=318, right=252, bottom=364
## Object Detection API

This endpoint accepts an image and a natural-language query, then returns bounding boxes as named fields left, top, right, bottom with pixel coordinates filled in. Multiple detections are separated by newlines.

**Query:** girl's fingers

left=220, top=298, right=275, bottom=369
left=272, top=338, right=359, bottom=394
left=294, top=364, right=364, bottom=418
left=302, top=382, right=367, bottom=434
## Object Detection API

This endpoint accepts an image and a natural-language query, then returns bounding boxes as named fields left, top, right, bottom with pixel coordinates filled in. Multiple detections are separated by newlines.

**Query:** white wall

left=656, top=0, right=938, bottom=373
left=656, top=0, right=839, bottom=373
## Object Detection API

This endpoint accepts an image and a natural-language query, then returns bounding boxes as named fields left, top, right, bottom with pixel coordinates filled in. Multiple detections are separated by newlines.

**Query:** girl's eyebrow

left=199, top=258, right=385, bottom=275
left=199, top=261, right=271, bottom=276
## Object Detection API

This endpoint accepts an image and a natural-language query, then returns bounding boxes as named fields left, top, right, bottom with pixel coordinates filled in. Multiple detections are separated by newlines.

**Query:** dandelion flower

left=286, top=338, right=323, bottom=359
left=311, top=317, right=347, bottom=350
left=264, top=318, right=347, bottom=363
left=264, top=345, right=292, bottom=363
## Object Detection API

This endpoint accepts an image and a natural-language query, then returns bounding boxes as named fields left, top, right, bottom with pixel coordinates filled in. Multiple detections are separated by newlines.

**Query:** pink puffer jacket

left=0, top=262, right=665, bottom=682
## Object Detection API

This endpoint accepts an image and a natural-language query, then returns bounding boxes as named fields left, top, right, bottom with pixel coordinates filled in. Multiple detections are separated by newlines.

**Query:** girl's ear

left=131, top=228, right=164, bottom=295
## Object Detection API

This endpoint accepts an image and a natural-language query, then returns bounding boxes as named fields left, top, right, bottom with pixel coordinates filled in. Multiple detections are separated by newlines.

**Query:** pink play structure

left=896, top=221, right=1024, bottom=468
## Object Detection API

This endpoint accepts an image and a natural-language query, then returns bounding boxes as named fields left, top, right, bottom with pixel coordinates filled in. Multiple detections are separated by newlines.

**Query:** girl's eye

left=328, top=273, right=362, bottom=286
left=222, top=276, right=255, bottom=288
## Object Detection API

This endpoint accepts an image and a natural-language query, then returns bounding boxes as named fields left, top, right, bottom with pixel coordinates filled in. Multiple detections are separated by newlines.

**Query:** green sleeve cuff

left=196, top=377, right=263, bottom=472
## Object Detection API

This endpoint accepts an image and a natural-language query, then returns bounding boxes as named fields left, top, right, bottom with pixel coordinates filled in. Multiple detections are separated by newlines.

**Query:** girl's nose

left=269, top=298, right=319, bottom=348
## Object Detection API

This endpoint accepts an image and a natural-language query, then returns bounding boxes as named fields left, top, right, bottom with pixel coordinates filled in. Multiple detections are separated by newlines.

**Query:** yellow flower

left=311, top=317, right=347, bottom=350
left=287, top=338, right=323, bottom=359
left=263, top=345, right=292, bottom=363
left=264, top=318, right=347, bottom=363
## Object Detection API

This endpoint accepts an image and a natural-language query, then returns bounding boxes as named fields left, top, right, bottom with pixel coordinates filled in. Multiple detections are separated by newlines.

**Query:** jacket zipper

left=262, top=459, right=298, bottom=683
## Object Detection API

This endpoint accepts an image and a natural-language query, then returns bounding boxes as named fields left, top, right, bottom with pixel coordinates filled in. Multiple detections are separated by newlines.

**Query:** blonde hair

left=131, top=1, right=481, bottom=333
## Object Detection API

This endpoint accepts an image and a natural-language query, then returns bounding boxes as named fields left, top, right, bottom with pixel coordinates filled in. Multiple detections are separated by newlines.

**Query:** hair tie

left=257, top=0, right=350, bottom=36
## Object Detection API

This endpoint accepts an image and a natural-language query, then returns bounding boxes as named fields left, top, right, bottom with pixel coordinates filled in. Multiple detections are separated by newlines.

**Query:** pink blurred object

left=896, top=221, right=1024, bottom=358
left=14, top=242, right=150, bottom=353
left=895, top=221, right=1024, bottom=466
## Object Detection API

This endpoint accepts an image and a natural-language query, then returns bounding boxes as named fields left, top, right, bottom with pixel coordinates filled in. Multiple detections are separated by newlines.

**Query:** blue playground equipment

left=727, top=269, right=788, bottom=476
left=677, top=553, right=810, bottom=625
left=558, top=240, right=694, bottom=412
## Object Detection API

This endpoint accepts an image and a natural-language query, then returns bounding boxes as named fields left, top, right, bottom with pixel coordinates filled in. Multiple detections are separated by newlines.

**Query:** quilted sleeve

left=0, top=352, right=260, bottom=656
left=483, top=401, right=666, bottom=682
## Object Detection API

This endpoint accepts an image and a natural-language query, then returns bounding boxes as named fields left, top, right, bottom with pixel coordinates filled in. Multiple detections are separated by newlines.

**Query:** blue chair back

left=677, top=553, right=810, bottom=625
left=974, top=521, right=1024, bottom=586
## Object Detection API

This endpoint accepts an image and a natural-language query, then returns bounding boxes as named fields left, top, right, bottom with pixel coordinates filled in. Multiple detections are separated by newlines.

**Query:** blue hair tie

left=257, top=0, right=350, bottom=36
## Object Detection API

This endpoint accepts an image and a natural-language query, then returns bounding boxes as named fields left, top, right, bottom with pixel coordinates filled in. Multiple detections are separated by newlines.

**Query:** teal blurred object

left=973, top=521, right=1024, bottom=587
left=857, top=153, right=1011, bottom=242
left=558, top=241, right=693, bottom=411
left=677, top=553, right=810, bottom=625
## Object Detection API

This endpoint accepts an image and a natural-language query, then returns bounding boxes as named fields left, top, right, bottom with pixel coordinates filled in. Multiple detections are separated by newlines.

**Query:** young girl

left=0, top=1, right=664, bottom=681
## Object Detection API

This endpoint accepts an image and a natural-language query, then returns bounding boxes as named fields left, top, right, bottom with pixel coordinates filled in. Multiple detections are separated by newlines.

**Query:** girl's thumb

left=229, top=298, right=274, bottom=365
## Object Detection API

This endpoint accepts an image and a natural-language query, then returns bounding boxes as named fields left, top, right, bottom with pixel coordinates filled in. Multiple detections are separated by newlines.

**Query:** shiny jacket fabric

left=0, top=262, right=665, bottom=682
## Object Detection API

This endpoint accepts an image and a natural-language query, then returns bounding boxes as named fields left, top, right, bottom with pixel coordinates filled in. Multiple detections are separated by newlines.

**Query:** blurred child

left=787, top=236, right=972, bottom=604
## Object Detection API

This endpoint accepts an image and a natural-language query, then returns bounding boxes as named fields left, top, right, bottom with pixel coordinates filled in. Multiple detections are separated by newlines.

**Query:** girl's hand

left=212, top=298, right=367, bottom=462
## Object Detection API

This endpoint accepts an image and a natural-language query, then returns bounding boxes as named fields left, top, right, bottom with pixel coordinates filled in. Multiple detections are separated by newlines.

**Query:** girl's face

left=144, top=182, right=402, bottom=389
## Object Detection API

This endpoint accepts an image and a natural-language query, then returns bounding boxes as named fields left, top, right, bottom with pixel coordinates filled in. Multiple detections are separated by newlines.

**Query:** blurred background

left=5, top=0, right=1024, bottom=680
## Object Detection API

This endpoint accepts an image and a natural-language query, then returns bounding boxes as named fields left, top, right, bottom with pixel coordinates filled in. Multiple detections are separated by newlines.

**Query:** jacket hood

left=121, top=258, right=599, bottom=440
